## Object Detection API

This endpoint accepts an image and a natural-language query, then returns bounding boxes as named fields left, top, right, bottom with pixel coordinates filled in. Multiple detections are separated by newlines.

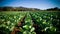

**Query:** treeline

left=47, top=7, right=60, bottom=11
left=0, top=7, right=60, bottom=11
left=0, top=6, right=40, bottom=11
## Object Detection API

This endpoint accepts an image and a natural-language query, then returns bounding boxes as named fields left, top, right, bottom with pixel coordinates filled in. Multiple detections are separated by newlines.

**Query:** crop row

left=30, top=12, right=60, bottom=34
left=0, top=12, right=26, bottom=34
left=0, top=11, right=60, bottom=34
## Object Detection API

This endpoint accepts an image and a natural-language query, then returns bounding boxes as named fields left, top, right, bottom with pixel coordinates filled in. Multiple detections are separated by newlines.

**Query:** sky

left=0, top=0, right=60, bottom=10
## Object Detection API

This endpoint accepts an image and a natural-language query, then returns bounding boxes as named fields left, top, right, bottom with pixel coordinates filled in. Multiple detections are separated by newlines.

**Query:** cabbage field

left=0, top=11, right=60, bottom=34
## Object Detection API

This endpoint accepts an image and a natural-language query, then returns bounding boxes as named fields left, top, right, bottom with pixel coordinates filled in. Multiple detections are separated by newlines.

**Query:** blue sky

left=0, top=0, right=60, bottom=10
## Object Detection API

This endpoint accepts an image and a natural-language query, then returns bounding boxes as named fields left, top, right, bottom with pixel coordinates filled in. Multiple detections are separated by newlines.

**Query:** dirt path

left=11, top=15, right=26, bottom=34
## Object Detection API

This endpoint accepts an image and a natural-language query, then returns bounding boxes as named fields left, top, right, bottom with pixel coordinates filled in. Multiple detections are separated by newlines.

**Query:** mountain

left=0, top=6, right=40, bottom=11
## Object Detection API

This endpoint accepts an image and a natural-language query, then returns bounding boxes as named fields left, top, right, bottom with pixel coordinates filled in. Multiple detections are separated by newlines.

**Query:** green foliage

left=30, top=11, right=60, bottom=34
left=0, top=12, right=26, bottom=34
left=0, top=11, right=60, bottom=34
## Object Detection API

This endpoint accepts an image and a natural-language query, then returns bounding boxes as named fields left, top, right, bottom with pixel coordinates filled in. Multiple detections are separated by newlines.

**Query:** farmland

left=0, top=11, right=60, bottom=34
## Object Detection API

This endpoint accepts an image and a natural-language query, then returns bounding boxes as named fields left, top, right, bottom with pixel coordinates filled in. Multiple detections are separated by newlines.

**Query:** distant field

left=0, top=11, right=60, bottom=34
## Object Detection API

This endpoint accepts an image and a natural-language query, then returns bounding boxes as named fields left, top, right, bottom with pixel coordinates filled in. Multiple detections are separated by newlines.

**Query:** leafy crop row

left=0, top=11, right=60, bottom=34
left=30, top=12, right=60, bottom=34
left=0, top=12, right=26, bottom=34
